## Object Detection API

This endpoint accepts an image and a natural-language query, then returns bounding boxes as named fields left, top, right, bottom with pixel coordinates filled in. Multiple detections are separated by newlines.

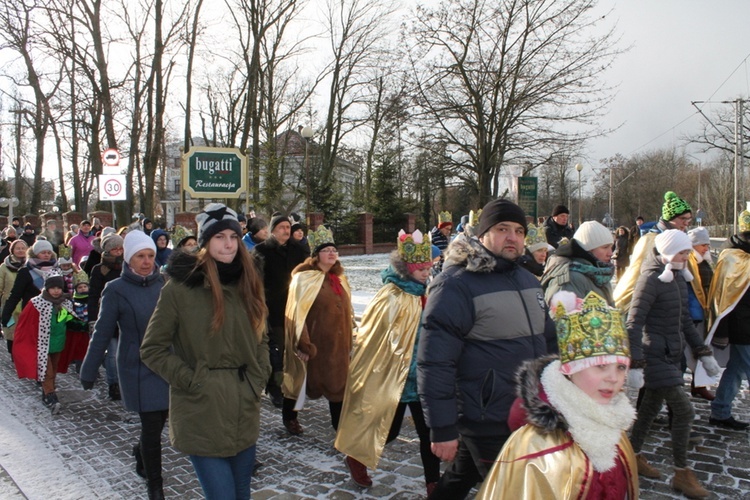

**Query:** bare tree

left=407, top=0, right=620, bottom=205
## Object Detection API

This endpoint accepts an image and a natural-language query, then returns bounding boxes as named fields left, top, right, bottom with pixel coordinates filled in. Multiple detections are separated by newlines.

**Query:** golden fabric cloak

left=692, top=248, right=750, bottom=386
left=476, top=427, right=638, bottom=500
left=334, top=282, right=422, bottom=469
left=614, top=232, right=656, bottom=313
left=281, top=270, right=351, bottom=401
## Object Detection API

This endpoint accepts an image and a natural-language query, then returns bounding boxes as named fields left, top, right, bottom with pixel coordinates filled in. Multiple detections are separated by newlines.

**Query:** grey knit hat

left=196, top=203, right=242, bottom=247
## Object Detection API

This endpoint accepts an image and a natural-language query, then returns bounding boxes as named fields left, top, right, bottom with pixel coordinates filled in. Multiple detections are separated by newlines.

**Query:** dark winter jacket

left=613, top=234, right=630, bottom=269
left=80, top=262, right=168, bottom=413
left=141, top=250, right=271, bottom=456
left=151, top=229, right=173, bottom=268
left=87, top=260, right=122, bottom=326
left=418, top=236, right=556, bottom=442
left=1, top=258, right=56, bottom=326
left=543, top=216, right=574, bottom=249
left=518, top=249, right=545, bottom=277
left=626, top=248, right=712, bottom=388
left=253, top=236, right=307, bottom=328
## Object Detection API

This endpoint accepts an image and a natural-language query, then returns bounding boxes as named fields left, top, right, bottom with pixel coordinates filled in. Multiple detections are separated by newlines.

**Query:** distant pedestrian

left=69, top=220, right=96, bottom=265
left=518, top=223, right=549, bottom=277
left=543, top=205, right=574, bottom=248
left=142, top=203, right=270, bottom=500
left=612, top=226, right=630, bottom=280
left=150, top=229, right=172, bottom=268
left=0, top=239, right=28, bottom=357
left=686, top=226, right=715, bottom=401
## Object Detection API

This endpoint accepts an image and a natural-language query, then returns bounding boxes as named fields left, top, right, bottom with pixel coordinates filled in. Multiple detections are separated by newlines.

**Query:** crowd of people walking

left=0, top=191, right=748, bottom=499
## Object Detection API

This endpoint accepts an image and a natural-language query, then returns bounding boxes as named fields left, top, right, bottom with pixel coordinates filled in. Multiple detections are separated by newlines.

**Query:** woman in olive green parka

left=141, top=204, right=270, bottom=500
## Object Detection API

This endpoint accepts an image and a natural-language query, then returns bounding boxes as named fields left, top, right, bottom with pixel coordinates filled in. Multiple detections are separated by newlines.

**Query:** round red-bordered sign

left=102, top=148, right=121, bottom=167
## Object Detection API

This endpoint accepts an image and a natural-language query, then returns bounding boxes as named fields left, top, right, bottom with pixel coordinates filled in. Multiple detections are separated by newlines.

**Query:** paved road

left=0, top=342, right=748, bottom=499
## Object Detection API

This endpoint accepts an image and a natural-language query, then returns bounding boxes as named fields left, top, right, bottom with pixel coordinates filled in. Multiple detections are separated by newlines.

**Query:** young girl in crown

left=335, top=229, right=440, bottom=496
left=477, top=291, right=638, bottom=499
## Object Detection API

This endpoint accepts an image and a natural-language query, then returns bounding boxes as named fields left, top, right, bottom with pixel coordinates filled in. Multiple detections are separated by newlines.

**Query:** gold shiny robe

left=282, top=270, right=352, bottom=402
left=687, top=251, right=709, bottom=316
left=334, top=282, right=422, bottom=469
left=614, top=232, right=656, bottom=313
left=476, top=428, right=638, bottom=500
left=693, top=248, right=750, bottom=386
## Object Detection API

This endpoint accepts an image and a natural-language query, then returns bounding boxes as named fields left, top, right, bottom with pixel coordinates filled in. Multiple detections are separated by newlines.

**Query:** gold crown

left=468, top=209, right=482, bottom=227
left=171, top=225, right=194, bottom=248
left=398, top=229, right=432, bottom=263
left=553, top=292, right=630, bottom=368
left=73, top=270, right=89, bottom=287
left=525, top=223, right=547, bottom=249
left=57, top=244, right=71, bottom=260
left=740, top=210, right=750, bottom=233
left=438, top=211, right=452, bottom=224
left=307, top=225, right=335, bottom=255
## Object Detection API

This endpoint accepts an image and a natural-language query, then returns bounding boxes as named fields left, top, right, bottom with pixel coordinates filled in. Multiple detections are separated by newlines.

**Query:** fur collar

left=166, top=250, right=205, bottom=288
left=518, top=356, right=635, bottom=473
left=443, top=234, right=516, bottom=274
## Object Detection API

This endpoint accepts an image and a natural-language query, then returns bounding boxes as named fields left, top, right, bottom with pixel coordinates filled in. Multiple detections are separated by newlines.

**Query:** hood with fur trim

left=443, top=234, right=516, bottom=274
left=166, top=249, right=205, bottom=288
left=514, top=355, right=636, bottom=473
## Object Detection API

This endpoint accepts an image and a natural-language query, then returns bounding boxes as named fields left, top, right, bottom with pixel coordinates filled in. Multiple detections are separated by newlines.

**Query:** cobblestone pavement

left=0, top=341, right=749, bottom=499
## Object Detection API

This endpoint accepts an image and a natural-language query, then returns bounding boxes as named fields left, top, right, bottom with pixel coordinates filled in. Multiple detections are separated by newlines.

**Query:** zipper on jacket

left=510, top=273, right=540, bottom=356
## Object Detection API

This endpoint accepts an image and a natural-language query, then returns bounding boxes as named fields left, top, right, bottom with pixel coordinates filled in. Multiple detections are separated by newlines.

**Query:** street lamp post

left=575, top=163, right=583, bottom=227
left=301, top=126, right=313, bottom=223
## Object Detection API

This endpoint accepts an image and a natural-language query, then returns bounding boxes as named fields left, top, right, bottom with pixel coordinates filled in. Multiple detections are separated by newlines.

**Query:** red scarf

left=328, top=272, right=343, bottom=296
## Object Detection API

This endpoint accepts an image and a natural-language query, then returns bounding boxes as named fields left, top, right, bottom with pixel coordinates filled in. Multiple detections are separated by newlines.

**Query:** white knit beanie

left=654, top=229, right=694, bottom=283
left=573, top=221, right=613, bottom=251
left=123, top=230, right=156, bottom=264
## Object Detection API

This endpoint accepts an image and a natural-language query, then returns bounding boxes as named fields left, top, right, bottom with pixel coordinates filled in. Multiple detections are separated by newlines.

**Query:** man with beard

left=253, top=214, right=307, bottom=407
left=88, top=232, right=125, bottom=401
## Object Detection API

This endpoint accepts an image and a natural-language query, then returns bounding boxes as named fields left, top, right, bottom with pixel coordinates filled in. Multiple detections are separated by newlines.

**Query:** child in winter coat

left=627, top=229, right=721, bottom=499
left=58, top=270, right=90, bottom=374
left=477, top=291, right=638, bottom=499
left=13, top=271, right=74, bottom=414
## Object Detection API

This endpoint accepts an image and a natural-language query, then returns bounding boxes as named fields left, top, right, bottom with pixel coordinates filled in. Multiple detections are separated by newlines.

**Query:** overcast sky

left=584, top=0, right=750, bottom=169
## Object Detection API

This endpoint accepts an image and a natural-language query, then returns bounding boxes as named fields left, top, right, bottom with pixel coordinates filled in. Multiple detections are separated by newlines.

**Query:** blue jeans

left=105, top=337, right=118, bottom=385
left=711, top=344, right=750, bottom=420
left=190, top=445, right=256, bottom=500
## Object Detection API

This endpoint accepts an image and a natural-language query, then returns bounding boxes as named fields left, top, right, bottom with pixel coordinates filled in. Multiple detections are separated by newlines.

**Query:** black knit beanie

left=196, top=203, right=242, bottom=247
left=476, top=199, right=528, bottom=237
left=552, top=205, right=569, bottom=217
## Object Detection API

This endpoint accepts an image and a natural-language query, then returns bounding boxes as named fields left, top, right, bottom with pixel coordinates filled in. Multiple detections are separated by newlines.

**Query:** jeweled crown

left=307, top=225, right=335, bottom=255
left=438, top=211, right=452, bottom=224
left=553, top=291, right=630, bottom=367
left=525, top=223, right=546, bottom=249
left=398, top=229, right=432, bottom=263
left=171, top=225, right=193, bottom=248
left=468, top=209, right=482, bottom=227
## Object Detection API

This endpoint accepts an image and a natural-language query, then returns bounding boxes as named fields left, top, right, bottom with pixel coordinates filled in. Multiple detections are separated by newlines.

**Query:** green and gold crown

left=398, top=229, right=432, bottom=263
left=57, top=244, right=72, bottom=261
left=73, top=270, right=89, bottom=288
left=171, top=225, right=194, bottom=248
left=552, top=291, right=630, bottom=373
left=438, top=211, right=452, bottom=224
left=525, top=223, right=547, bottom=252
left=308, top=225, right=335, bottom=255
left=468, top=209, right=482, bottom=227
left=740, top=209, right=750, bottom=233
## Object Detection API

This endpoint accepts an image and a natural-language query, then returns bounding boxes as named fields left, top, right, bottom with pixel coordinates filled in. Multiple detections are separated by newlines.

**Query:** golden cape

left=334, top=282, right=422, bottom=469
left=281, top=270, right=351, bottom=401
left=476, top=427, right=638, bottom=500
left=693, top=248, right=750, bottom=386
left=613, top=232, right=656, bottom=313
left=687, top=251, right=709, bottom=315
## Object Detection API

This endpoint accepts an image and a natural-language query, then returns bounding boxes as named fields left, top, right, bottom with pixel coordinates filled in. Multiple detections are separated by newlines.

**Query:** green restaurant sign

left=183, top=147, right=247, bottom=198
left=516, top=176, right=538, bottom=220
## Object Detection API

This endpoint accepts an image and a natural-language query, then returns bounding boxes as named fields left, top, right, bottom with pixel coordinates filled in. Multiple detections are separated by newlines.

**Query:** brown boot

left=344, top=456, right=372, bottom=487
left=671, top=467, right=709, bottom=498
left=636, top=453, right=661, bottom=479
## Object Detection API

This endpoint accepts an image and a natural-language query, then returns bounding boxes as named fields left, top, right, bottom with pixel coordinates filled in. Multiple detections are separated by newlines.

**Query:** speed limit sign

left=98, top=174, right=127, bottom=201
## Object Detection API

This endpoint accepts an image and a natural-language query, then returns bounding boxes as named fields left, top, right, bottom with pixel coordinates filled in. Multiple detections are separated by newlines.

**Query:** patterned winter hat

left=661, top=191, right=692, bottom=221
left=196, top=203, right=242, bottom=247
left=525, top=223, right=548, bottom=253
left=170, top=225, right=193, bottom=248
left=550, top=291, right=630, bottom=375
left=73, top=270, right=89, bottom=288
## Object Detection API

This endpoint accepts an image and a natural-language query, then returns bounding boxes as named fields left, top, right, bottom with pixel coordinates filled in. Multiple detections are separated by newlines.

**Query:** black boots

left=133, top=443, right=146, bottom=478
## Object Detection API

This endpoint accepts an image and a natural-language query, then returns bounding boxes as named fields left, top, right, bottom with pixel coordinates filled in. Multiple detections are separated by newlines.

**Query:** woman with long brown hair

left=141, top=203, right=270, bottom=500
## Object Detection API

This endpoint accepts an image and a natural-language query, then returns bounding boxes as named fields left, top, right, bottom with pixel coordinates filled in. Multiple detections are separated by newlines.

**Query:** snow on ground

left=340, top=253, right=390, bottom=317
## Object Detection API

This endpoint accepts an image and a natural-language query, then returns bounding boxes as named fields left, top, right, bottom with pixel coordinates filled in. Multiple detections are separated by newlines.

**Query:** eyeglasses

left=318, top=248, right=339, bottom=254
